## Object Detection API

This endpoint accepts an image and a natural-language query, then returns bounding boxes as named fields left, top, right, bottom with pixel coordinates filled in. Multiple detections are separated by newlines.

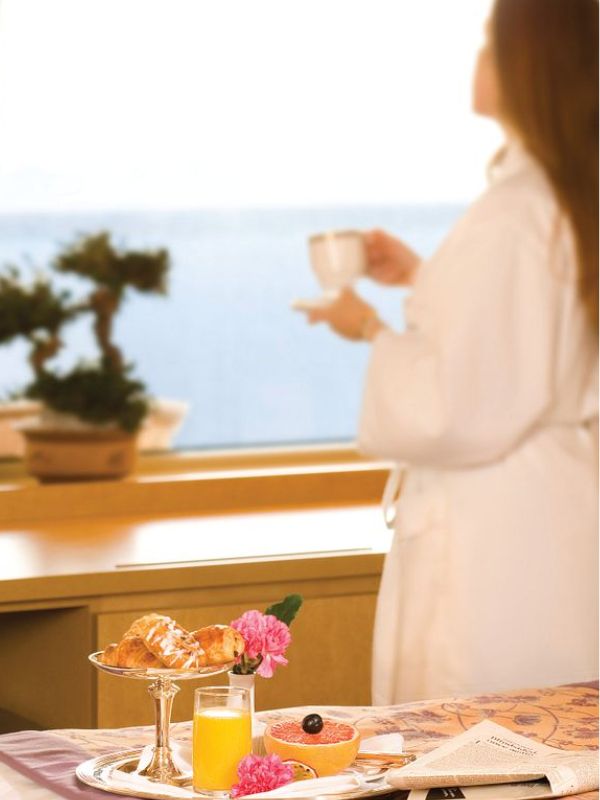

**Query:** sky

left=0, top=0, right=502, bottom=212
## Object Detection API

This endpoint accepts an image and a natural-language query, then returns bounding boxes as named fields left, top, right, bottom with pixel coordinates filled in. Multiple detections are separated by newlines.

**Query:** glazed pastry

left=123, top=613, right=207, bottom=669
left=191, top=624, right=245, bottom=665
left=101, top=636, right=163, bottom=668
left=115, top=636, right=164, bottom=668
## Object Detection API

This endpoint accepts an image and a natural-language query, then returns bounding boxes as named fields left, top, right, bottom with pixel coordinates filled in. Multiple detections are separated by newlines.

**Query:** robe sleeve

left=358, top=201, right=567, bottom=469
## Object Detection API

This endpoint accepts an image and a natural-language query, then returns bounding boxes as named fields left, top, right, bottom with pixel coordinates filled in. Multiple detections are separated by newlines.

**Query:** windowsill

left=0, top=442, right=392, bottom=525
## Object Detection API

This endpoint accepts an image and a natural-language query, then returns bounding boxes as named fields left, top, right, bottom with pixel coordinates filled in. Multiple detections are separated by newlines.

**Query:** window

left=0, top=0, right=500, bottom=452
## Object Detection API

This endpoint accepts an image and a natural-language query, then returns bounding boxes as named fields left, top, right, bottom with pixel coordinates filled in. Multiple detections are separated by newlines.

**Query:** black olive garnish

left=302, top=713, right=324, bottom=734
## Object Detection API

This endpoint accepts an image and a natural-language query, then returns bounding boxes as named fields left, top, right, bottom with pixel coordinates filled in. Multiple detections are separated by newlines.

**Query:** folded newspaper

left=386, top=720, right=598, bottom=799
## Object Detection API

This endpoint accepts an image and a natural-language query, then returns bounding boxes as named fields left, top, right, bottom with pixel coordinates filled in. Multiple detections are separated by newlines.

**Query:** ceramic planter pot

left=20, top=425, right=137, bottom=483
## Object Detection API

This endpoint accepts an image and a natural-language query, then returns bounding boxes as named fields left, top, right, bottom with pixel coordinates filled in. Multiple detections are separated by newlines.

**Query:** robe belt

left=382, top=465, right=406, bottom=529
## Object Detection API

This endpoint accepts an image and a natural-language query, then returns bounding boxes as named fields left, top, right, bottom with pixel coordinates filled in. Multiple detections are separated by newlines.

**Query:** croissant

left=101, top=636, right=164, bottom=668
left=191, top=625, right=245, bottom=665
left=124, top=613, right=207, bottom=669
left=101, top=642, right=120, bottom=666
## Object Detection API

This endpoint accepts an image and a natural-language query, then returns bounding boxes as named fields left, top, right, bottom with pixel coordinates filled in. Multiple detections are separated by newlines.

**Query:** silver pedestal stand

left=84, top=651, right=233, bottom=788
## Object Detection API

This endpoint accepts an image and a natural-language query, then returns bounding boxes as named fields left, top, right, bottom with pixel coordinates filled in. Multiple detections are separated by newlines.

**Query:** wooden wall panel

left=0, top=607, right=93, bottom=730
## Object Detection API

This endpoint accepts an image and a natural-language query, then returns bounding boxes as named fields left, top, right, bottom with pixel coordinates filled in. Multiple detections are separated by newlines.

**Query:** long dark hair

left=491, top=0, right=599, bottom=331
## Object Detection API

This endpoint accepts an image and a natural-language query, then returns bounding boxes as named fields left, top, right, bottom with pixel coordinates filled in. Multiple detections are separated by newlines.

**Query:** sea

left=0, top=205, right=464, bottom=450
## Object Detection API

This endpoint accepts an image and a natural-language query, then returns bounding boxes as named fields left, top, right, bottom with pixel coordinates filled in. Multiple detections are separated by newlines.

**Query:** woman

left=304, top=0, right=598, bottom=704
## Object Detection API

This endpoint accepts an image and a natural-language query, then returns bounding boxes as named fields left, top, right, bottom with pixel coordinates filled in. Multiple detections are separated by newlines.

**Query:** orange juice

left=193, top=707, right=252, bottom=793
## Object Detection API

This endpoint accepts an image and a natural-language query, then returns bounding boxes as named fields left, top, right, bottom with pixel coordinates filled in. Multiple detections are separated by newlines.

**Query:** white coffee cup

left=308, top=229, right=366, bottom=296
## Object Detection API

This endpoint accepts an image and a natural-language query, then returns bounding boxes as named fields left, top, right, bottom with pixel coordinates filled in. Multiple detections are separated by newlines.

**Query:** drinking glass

left=193, top=685, right=252, bottom=796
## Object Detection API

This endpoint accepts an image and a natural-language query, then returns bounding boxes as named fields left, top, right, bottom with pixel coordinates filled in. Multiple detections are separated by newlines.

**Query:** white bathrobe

left=359, top=143, right=599, bottom=705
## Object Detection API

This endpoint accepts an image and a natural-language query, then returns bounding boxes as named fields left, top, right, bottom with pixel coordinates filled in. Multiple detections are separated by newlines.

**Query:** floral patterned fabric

left=28, top=681, right=599, bottom=800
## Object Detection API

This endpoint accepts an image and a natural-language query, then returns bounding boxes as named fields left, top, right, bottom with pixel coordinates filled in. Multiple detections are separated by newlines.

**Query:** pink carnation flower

left=231, top=754, right=293, bottom=797
left=258, top=614, right=291, bottom=677
left=231, top=610, right=266, bottom=660
left=231, top=611, right=292, bottom=678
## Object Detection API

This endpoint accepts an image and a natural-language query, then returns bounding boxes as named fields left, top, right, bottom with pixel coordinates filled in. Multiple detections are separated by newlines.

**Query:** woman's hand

left=363, top=229, right=421, bottom=286
left=306, top=288, right=385, bottom=342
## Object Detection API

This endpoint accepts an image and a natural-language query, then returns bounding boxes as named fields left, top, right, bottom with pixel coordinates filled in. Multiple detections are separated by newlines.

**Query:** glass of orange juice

left=193, top=686, right=252, bottom=796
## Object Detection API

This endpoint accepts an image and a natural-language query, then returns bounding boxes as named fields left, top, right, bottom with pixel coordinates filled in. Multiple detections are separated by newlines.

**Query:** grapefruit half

left=264, top=720, right=360, bottom=777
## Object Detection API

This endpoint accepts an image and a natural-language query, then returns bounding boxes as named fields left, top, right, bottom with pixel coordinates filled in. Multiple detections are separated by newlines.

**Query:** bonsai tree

left=0, top=232, right=170, bottom=433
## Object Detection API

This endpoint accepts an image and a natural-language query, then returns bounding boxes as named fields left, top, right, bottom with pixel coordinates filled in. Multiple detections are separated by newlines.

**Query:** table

left=0, top=681, right=596, bottom=799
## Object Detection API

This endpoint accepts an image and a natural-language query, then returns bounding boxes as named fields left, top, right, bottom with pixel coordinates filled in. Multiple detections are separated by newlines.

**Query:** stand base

left=137, top=743, right=191, bottom=785
left=77, top=748, right=194, bottom=798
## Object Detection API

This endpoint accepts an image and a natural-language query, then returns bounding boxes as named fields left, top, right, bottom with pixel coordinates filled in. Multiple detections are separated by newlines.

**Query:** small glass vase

left=228, top=671, right=258, bottom=753
left=227, top=670, right=256, bottom=716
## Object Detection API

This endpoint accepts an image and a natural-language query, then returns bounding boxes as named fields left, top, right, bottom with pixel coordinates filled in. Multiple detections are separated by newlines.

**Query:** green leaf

left=265, top=594, right=303, bottom=627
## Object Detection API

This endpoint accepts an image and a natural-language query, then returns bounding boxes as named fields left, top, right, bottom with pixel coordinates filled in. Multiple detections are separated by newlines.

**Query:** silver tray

left=76, top=748, right=397, bottom=800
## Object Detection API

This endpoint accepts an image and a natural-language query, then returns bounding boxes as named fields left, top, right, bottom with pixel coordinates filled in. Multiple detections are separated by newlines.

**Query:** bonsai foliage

left=0, top=270, right=73, bottom=374
left=27, top=365, right=148, bottom=433
left=0, top=232, right=170, bottom=432
left=54, top=232, right=168, bottom=372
